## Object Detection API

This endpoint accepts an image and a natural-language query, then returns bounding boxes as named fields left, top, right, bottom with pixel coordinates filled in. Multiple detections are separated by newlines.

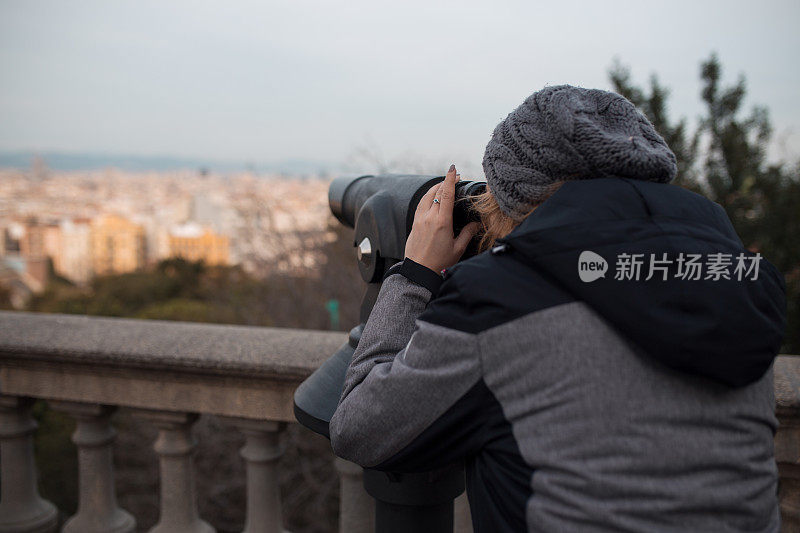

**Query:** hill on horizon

left=0, top=150, right=339, bottom=175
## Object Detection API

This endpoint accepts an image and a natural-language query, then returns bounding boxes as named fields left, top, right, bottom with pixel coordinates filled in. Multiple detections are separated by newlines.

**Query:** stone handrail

left=0, top=309, right=343, bottom=419
left=0, top=309, right=797, bottom=532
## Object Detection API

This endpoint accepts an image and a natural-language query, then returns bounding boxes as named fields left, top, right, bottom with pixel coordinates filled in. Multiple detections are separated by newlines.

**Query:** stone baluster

left=221, top=418, right=287, bottom=533
left=133, top=410, right=214, bottom=533
left=334, top=458, right=374, bottom=533
left=49, top=401, right=136, bottom=533
left=0, top=395, right=58, bottom=533
left=776, top=411, right=800, bottom=532
left=453, top=492, right=473, bottom=533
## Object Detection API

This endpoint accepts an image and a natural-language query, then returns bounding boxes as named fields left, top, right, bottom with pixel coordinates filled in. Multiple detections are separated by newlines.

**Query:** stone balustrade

left=0, top=310, right=363, bottom=533
left=0, top=309, right=798, bottom=532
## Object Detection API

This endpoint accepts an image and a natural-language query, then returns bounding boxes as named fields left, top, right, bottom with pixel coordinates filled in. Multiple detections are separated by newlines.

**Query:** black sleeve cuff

left=384, top=258, right=444, bottom=295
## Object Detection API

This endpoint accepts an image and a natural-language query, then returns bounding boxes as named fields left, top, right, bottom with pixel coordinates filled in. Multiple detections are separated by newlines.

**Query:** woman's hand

left=405, top=164, right=481, bottom=274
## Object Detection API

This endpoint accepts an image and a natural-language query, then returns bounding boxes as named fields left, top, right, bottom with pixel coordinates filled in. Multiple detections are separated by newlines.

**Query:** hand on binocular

left=405, top=164, right=481, bottom=275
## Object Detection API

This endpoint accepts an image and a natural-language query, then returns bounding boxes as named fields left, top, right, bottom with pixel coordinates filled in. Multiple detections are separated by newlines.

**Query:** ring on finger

left=433, top=198, right=440, bottom=204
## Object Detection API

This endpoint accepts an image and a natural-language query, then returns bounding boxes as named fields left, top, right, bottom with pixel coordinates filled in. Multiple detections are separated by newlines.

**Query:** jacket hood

left=497, top=177, right=787, bottom=387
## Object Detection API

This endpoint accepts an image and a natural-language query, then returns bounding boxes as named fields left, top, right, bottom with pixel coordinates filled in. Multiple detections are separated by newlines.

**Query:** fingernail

left=449, top=164, right=455, bottom=172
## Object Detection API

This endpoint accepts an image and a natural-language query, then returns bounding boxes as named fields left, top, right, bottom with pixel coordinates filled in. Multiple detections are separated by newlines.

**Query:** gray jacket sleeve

left=329, top=264, right=483, bottom=469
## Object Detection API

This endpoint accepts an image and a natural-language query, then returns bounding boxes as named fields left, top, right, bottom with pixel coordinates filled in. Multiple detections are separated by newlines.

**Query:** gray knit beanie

left=482, top=84, right=678, bottom=220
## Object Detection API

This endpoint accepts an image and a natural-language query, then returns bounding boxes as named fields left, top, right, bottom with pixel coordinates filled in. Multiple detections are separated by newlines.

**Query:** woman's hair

left=469, top=181, right=564, bottom=253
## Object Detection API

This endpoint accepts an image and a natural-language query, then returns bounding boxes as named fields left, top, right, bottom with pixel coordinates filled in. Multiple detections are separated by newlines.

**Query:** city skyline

left=0, top=167, right=336, bottom=309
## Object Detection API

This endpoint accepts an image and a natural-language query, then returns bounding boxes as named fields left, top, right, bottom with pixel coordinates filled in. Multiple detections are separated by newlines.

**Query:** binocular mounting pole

left=356, top=279, right=466, bottom=533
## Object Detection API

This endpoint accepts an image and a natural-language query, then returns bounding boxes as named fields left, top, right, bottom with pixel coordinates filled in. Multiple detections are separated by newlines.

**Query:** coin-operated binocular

left=294, top=174, right=486, bottom=533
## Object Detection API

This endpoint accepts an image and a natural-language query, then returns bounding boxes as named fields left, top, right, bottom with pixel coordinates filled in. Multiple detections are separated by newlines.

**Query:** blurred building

left=0, top=226, right=6, bottom=257
left=19, top=218, right=46, bottom=258
left=22, top=257, right=49, bottom=293
left=0, top=258, right=33, bottom=308
left=168, top=223, right=229, bottom=266
left=43, top=222, right=61, bottom=260
left=12, top=217, right=59, bottom=293
left=17, top=217, right=60, bottom=257
left=190, top=194, right=220, bottom=229
left=57, top=217, right=93, bottom=284
left=91, top=214, right=147, bottom=276
left=4, top=221, right=25, bottom=254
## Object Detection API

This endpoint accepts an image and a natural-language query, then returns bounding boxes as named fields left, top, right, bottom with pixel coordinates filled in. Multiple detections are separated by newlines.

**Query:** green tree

left=609, top=58, right=700, bottom=191
left=609, top=54, right=800, bottom=353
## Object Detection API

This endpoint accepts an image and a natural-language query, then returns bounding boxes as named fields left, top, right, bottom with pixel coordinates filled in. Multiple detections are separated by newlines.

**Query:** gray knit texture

left=482, top=84, right=678, bottom=220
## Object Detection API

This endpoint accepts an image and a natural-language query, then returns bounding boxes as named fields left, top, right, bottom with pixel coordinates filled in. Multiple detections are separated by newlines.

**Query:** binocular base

left=294, top=303, right=468, bottom=532
left=363, top=465, right=465, bottom=533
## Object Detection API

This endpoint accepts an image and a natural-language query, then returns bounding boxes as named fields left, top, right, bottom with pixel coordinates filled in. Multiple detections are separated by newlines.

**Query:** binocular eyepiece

left=329, top=174, right=487, bottom=283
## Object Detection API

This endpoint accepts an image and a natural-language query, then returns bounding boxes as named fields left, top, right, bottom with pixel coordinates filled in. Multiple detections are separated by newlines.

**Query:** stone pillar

left=0, top=395, right=58, bottom=533
left=134, top=410, right=214, bottom=533
left=222, top=418, right=287, bottom=533
left=49, top=401, right=136, bottom=533
left=775, top=413, right=800, bottom=532
left=454, top=492, right=473, bottom=533
left=334, top=458, right=373, bottom=533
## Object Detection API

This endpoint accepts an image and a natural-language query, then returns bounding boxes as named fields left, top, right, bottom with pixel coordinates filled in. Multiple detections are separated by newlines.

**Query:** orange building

left=91, top=214, right=147, bottom=276
left=168, top=223, right=229, bottom=266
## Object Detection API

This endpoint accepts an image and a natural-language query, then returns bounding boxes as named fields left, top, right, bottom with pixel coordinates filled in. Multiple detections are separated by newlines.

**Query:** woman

left=329, top=85, right=787, bottom=532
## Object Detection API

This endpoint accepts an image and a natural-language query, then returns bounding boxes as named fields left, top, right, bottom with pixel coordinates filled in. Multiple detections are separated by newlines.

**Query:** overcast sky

left=1, top=0, right=798, bottom=175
